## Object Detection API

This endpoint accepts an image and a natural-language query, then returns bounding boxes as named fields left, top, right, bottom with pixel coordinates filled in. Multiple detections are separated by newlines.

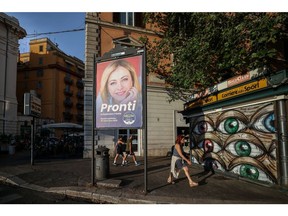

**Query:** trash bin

left=95, top=146, right=110, bottom=180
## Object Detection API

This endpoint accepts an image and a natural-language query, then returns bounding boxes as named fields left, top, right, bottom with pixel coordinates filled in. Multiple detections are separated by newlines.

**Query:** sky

left=6, top=13, right=86, bottom=61
left=4, top=1, right=288, bottom=63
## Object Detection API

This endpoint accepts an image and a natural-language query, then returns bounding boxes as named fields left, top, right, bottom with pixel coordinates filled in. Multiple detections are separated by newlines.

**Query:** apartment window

left=36, top=69, right=44, bottom=77
left=65, top=85, right=71, bottom=91
left=113, top=12, right=144, bottom=28
left=36, top=81, right=43, bottom=89
left=39, top=57, right=43, bottom=65
left=39, top=45, right=43, bottom=52
left=66, top=63, right=72, bottom=71
left=24, top=71, right=29, bottom=79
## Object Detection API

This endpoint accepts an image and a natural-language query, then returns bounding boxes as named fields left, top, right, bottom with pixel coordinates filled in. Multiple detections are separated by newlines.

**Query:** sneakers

left=113, top=162, right=117, bottom=166
left=121, top=163, right=125, bottom=166
left=135, top=162, right=141, bottom=166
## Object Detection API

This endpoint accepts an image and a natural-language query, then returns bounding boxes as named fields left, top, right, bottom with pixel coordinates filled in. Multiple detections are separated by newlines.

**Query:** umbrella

left=41, top=123, right=83, bottom=129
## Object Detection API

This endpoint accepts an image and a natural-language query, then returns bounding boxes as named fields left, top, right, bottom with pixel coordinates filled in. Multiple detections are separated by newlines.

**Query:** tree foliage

left=143, top=13, right=288, bottom=101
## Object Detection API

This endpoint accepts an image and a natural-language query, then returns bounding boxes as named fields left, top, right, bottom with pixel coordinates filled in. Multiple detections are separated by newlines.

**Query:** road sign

left=24, top=93, right=41, bottom=117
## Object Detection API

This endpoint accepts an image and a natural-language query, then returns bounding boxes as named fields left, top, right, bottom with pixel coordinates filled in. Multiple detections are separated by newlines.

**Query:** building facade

left=0, top=13, right=26, bottom=136
left=84, top=12, right=188, bottom=158
left=17, top=38, right=85, bottom=133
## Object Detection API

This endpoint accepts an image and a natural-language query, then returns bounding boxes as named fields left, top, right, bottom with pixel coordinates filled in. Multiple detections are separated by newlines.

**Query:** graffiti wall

left=190, top=102, right=277, bottom=184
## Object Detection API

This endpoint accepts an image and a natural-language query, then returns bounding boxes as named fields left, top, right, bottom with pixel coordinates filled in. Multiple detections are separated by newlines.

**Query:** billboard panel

left=95, top=55, right=143, bottom=129
left=24, top=93, right=41, bottom=117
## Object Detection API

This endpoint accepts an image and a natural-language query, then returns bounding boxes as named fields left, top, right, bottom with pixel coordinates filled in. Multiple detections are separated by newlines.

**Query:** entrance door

left=118, top=129, right=139, bottom=154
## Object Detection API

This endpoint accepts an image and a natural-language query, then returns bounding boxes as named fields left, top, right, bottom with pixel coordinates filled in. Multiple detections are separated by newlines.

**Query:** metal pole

left=143, top=47, right=148, bottom=194
left=277, top=100, right=288, bottom=186
left=31, top=117, right=34, bottom=165
left=91, top=54, right=96, bottom=185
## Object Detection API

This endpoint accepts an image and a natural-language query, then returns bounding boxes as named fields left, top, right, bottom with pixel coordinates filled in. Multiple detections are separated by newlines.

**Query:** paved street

left=1, top=150, right=288, bottom=204
left=0, top=183, right=93, bottom=204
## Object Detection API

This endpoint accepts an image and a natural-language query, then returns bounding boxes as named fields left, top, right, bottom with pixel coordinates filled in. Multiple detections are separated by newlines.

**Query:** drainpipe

left=2, top=19, right=9, bottom=134
left=277, top=99, right=288, bottom=186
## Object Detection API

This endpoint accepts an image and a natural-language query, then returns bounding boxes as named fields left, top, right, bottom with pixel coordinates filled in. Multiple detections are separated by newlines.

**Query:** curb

left=0, top=173, right=156, bottom=204
left=2, top=172, right=288, bottom=204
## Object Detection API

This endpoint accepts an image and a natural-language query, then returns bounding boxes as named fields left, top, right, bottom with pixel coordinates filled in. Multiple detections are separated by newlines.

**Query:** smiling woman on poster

left=96, top=56, right=143, bottom=128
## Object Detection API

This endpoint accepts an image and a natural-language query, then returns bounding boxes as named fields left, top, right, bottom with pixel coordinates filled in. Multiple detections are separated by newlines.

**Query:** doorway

left=118, top=129, right=139, bottom=154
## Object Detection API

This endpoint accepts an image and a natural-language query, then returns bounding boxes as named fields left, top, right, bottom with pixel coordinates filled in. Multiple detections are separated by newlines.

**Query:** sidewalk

left=1, top=150, right=288, bottom=204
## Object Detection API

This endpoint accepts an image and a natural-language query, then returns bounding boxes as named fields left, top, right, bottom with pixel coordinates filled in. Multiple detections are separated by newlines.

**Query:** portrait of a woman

left=99, top=59, right=141, bottom=105
left=96, top=56, right=143, bottom=128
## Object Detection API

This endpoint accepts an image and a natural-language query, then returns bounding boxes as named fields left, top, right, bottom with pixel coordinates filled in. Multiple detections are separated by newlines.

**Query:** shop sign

left=218, top=78, right=268, bottom=101
left=186, top=95, right=217, bottom=109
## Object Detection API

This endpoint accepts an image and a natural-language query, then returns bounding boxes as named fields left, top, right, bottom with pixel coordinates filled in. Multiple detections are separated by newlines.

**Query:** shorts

left=125, top=151, right=135, bottom=156
left=116, top=146, right=124, bottom=155
left=175, top=159, right=187, bottom=170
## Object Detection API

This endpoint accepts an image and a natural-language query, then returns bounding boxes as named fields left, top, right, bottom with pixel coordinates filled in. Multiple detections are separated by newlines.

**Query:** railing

left=63, top=89, right=73, bottom=96
left=76, top=80, right=84, bottom=89
left=64, top=77, right=74, bottom=85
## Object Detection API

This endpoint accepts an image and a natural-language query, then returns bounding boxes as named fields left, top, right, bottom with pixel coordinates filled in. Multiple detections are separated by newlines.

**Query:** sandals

left=189, top=181, right=198, bottom=187
left=167, top=176, right=175, bottom=185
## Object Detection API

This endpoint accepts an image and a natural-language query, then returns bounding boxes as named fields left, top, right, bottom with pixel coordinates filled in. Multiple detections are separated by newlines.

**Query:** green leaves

left=144, top=13, right=288, bottom=101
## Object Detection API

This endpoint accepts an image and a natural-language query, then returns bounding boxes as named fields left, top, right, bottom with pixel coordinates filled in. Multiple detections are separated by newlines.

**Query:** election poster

left=95, top=55, right=143, bottom=129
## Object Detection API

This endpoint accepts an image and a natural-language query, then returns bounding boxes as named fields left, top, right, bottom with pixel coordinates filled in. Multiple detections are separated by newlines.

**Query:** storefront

left=181, top=69, right=288, bottom=187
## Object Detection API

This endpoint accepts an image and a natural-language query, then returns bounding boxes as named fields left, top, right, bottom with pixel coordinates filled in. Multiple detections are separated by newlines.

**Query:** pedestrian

left=202, top=142, right=218, bottom=174
left=123, top=135, right=140, bottom=166
left=167, top=134, right=198, bottom=187
left=113, top=137, right=126, bottom=166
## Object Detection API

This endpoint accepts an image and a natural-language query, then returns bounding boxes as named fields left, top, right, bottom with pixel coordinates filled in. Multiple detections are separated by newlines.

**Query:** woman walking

left=167, top=135, right=198, bottom=187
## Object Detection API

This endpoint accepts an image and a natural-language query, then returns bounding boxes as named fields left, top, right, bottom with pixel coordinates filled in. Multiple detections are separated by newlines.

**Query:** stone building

left=84, top=12, right=188, bottom=157
left=0, top=13, right=26, bottom=136
left=17, top=38, right=85, bottom=136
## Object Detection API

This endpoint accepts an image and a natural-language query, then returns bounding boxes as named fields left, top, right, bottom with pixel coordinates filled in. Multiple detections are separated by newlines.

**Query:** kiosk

left=181, top=69, right=288, bottom=187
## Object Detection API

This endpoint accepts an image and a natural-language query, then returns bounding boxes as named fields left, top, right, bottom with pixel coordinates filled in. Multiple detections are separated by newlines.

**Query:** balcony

left=76, top=80, right=84, bottom=89
left=64, top=76, right=74, bottom=85
left=64, top=89, right=73, bottom=97
left=76, top=102, right=84, bottom=110
left=77, top=91, right=84, bottom=99
left=64, top=99, right=73, bottom=108
left=76, top=114, right=84, bottom=123
left=63, top=111, right=73, bottom=121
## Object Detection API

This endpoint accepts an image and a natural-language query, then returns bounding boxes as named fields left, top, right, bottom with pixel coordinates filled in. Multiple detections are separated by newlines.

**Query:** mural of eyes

left=198, top=139, right=222, bottom=152
left=218, top=117, right=246, bottom=134
left=193, top=121, right=214, bottom=135
left=231, top=164, right=273, bottom=183
left=252, top=112, right=276, bottom=133
left=226, top=140, right=264, bottom=157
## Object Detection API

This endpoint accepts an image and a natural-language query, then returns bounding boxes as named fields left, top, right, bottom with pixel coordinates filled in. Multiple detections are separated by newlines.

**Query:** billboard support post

left=93, top=45, right=147, bottom=191
left=92, top=54, right=96, bottom=185
left=142, top=46, right=148, bottom=194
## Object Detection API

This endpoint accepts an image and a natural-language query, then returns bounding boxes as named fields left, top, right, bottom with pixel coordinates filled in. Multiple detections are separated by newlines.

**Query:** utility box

left=95, top=146, right=110, bottom=180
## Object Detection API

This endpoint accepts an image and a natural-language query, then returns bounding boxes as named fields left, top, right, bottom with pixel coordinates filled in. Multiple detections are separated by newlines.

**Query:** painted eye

left=226, top=140, right=264, bottom=157
left=252, top=112, right=276, bottom=133
left=231, top=164, right=273, bottom=183
left=218, top=117, right=246, bottom=134
left=193, top=121, right=214, bottom=135
left=198, top=139, right=222, bottom=153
